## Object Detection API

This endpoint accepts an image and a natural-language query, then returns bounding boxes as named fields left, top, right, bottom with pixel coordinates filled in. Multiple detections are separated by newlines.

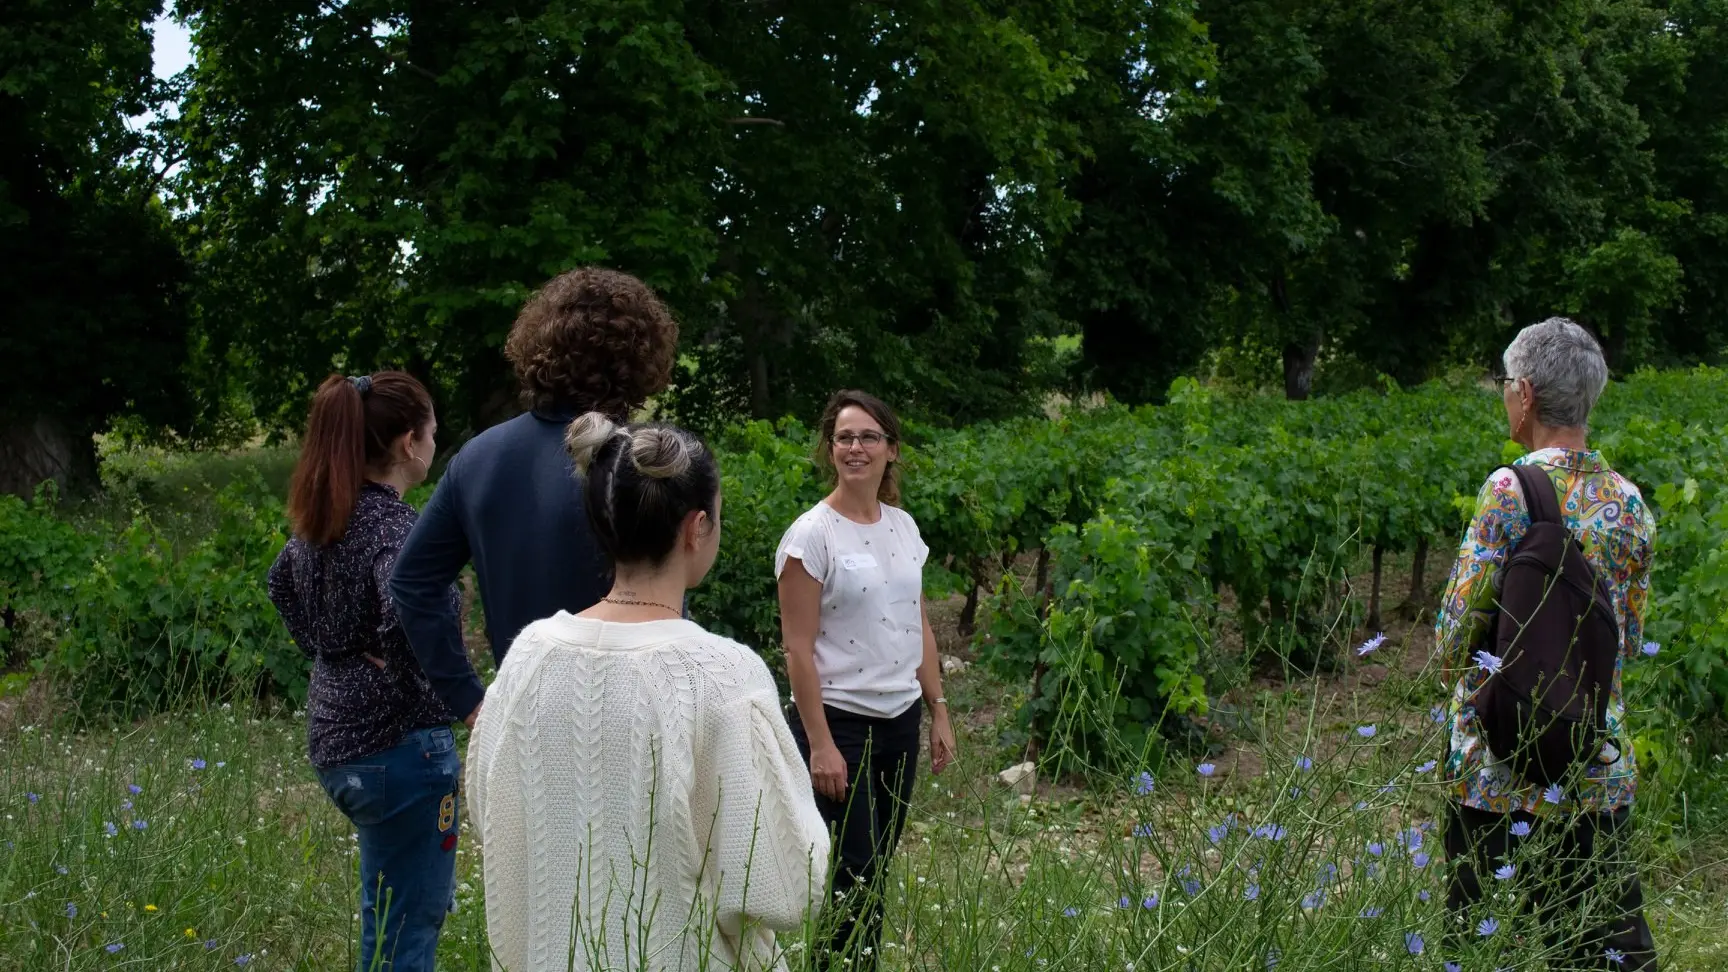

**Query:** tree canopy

left=3, top=0, right=1726, bottom=490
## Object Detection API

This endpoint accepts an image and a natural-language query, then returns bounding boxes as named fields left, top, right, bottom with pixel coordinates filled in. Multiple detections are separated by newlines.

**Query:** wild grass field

left=4, top=575, right=1727, bottom=971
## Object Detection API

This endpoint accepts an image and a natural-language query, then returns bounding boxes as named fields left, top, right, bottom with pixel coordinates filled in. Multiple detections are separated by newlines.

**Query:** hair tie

left=349, top=375, right=373, bottom=395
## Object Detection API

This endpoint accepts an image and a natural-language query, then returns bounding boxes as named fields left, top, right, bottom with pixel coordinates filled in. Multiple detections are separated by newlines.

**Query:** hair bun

left=629, top=428, right=693, bottom=479
left=565, top=412, right=620, bottom=473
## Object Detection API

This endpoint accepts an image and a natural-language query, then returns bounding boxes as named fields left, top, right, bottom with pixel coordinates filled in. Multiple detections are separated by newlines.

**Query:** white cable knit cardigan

left=466, top=614, right=831, bottom=972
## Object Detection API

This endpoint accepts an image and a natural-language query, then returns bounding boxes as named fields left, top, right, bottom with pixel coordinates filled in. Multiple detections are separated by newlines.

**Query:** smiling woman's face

left=830, top=405, right=898, bottom=491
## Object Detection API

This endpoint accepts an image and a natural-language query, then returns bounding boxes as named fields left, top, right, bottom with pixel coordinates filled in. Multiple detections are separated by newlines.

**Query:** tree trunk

left=1397, top=538, right=1431, bottom=618
left=0, top=414, right=92, bottom=499
left=1366, top=545, right=1384, bottom=632
left=748, top=348, right=770, bottom=420
left=1034, top=547, right=1052, bottom=619
left=956, top=556, right=984, bottom=638
left=1282, top=336, right=1320, bottom=401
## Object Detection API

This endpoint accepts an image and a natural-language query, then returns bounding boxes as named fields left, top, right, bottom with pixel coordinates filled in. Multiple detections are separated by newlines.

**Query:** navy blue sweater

left=390, top=408, right=611, bottom=718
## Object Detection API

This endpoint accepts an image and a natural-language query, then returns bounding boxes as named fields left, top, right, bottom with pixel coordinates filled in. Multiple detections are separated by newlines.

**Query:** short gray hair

left=1502, top=317, right=1608, bottom=429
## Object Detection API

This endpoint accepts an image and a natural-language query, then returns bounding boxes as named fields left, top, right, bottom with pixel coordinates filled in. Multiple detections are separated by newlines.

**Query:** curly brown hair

left=504, top=267, right=680, bottom=417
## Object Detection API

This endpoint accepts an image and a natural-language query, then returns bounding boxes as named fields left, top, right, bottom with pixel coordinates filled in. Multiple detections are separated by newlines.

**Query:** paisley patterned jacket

left=1434, top=448, right=1656, bottom=815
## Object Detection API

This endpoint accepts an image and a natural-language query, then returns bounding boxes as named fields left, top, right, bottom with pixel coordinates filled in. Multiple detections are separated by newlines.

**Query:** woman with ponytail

left=267, top=372, right=462, bottom=972
left=464, top=414, right=829, bottom=972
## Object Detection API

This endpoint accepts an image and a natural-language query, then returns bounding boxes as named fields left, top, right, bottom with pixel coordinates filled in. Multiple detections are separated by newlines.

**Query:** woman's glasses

left=832, top=431, right=891, bottom=449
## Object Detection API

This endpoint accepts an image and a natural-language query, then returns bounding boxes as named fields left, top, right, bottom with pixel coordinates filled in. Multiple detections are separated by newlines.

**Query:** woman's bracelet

left=930, top=696, right=947, bottom=707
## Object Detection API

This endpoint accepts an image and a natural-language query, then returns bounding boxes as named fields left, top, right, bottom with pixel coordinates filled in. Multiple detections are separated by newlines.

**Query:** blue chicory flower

left=191, top=759, right=207, bottom=771
left=1510, top=820, right=1532, bottom=837
left=1607, top=947, right=1627, bottom=964
left=103, top=822, right=117, bottom=837
left=1368, top=842, right=1384, bottom=857
left=1544, top=784, right=1565, bottom=805
left=1197, top=762, right=1217, bottom=777
left=1134, top=771, right=1156, bottom=796
left=1641, top=642, right=1659, bottom=657
left=1142, top=894, right=1159, bottom=909
left=1358, top=633, right=1386, bottom=656
left=1474, top=650, right=1504, bottom=674
left=65, top=902, right=77, bottom=918
left=127, top=784, right=141, bottom=795
left=27, top=792, right=39, bottom=805
left=1063, top=906, right=1080, bottom=917
left=1415, top=760, right=1437, bottom=774
left=1295, top=755, right=1313, bottom=771
left=1478, top=917, right=1500, bottom=936
left=132, top=819, right=147, bottom=831
left=106, top=943, right=124, bottom=953
left=1244, top=884, right=1260, bottom=901
left=1405, top=932, right=1425, bottom=955
left=1413, top=853, right=1431, bottom=868
left=1494, top=864, right=1516, bottom=881
left=1134, top=823, right=1154, bottom=838
left=1358, top=725, right=1378, bottom=738
left=1117, top=896, right=1133, bottom=909
left=1360, top=907, right=1383, bottom=918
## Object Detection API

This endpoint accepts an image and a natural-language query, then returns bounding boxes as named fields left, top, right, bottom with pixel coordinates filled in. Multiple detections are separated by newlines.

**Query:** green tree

left=178, top=0, right=730, bottom=436
left=0, top=0, right=192, bottom=496
left=178, top=0, right=1108, bottom=436
left=1643, top=0, right=1728, bottom=362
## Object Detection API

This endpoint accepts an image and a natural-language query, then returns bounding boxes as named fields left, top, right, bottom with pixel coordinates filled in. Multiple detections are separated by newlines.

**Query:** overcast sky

left=151, top=15, right=194, bottom=79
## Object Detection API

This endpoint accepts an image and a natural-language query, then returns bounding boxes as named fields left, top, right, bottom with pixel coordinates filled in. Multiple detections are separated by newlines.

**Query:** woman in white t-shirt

left=775, top=390, right=957, bottom=968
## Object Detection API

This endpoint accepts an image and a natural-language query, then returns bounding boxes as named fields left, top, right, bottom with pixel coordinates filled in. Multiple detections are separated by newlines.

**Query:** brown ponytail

left=286, top=372, right=434, bottom=545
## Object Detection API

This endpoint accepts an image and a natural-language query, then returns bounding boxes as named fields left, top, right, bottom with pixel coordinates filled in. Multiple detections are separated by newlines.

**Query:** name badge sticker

left=840, top=553, right=880, bottom=571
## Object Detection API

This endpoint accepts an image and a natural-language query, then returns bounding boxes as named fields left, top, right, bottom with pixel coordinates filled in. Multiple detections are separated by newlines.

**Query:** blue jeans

left=316, top=726, right=461, bottom=972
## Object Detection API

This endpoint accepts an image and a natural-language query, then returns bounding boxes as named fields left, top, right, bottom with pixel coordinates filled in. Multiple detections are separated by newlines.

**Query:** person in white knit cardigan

left=465, top=414, right=831, bottom=972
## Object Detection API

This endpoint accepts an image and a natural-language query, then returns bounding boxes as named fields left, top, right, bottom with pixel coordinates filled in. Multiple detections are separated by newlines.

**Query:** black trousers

left=1445, top=802, right=1657, bottom=970
left=788, top=700, right=921, bottom=969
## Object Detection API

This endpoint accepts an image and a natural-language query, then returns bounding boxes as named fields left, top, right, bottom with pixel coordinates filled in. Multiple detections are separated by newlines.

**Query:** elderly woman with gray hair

left=1435, top=317, right=1658, bottom=968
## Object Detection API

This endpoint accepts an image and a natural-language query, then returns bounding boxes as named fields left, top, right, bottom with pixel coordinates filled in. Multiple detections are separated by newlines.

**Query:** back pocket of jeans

left=317, top=764, right=388, bottom=827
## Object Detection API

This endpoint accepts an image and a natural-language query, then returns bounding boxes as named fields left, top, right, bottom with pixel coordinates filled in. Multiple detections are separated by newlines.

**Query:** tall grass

left=3, top=647, right=1725, bottom=970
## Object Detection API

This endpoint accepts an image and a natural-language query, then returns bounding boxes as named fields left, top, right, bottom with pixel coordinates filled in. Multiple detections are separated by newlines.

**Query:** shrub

left=49, top=478, right=302, bottom=717
left=0, top=485, right=96, bottom=665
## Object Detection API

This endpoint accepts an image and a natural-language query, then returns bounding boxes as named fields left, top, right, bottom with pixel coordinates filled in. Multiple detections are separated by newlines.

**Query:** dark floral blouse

left=267, top=482, right=458, bottom=768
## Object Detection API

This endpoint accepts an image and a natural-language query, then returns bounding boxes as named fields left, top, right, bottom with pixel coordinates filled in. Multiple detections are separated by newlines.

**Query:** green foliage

left=0, top=486, right=96, bottom=662
left=47, top=478, right=299, bottom=718
left=688, top=419, right=826, bottom=669
left=0, top=0, right=195, bottom=493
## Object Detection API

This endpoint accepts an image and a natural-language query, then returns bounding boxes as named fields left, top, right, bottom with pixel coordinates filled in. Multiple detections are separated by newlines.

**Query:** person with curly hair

left=390, top=267, right=680, bottom=727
